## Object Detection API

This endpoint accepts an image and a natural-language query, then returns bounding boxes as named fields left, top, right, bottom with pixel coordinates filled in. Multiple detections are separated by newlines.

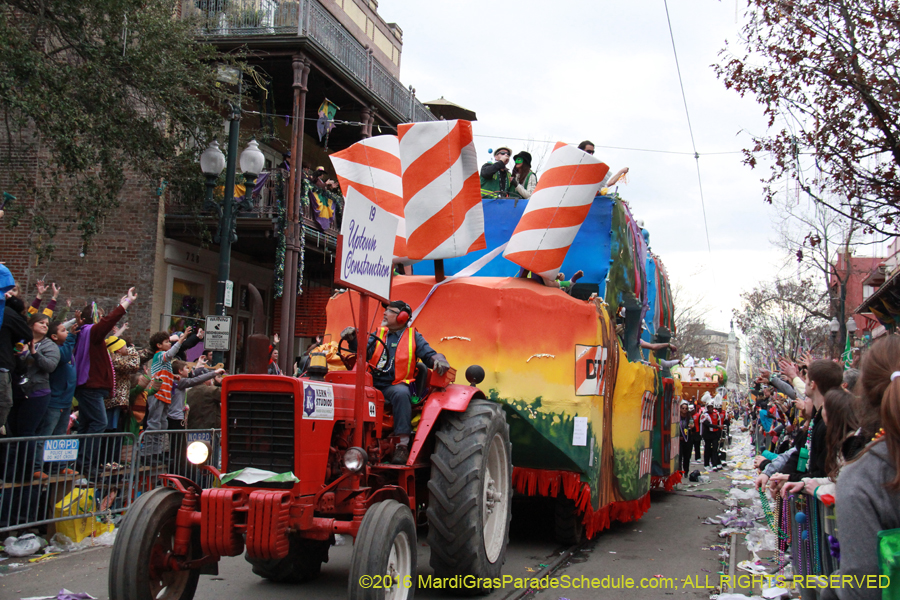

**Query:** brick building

left=0, top=0, right=436, bottom=372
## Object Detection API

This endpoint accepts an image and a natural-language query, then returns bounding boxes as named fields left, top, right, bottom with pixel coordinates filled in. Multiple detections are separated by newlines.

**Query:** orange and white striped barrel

left=398, top=120, right=485, bottom=260
left=330, top=135, right=409, bottom=262
left=503, top=142, right=609, bottom=280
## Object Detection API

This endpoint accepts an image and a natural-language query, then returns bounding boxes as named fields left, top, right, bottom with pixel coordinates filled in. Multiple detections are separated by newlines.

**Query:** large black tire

left=108, top=487, right=200, bottom=600
left=348, top=500, right=417, bottom=600
left=553, top=497, right=585, bottom=546
left=427, top=399, right=511, bottom=594
left=245, top=535, right=331, bottom=582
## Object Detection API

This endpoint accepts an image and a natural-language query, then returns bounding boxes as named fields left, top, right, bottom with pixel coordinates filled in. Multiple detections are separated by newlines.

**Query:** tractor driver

left=340, top=300, right=450, bottom=465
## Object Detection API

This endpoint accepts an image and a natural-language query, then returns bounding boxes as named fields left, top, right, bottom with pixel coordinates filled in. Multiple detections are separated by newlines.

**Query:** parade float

left=325, top=122, right=684, bottom=541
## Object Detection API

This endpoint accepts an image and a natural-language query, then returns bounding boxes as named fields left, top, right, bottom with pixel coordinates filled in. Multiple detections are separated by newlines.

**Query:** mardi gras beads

left=759, top=488, right=789, bottom=540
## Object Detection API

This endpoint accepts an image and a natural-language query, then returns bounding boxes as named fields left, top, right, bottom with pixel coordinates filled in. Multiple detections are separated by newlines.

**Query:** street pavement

left=0, top=461, right=738, bottom=600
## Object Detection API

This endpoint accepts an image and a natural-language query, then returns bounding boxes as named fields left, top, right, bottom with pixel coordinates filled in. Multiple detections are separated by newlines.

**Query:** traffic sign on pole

left=205, top=315, right=232, bottom=351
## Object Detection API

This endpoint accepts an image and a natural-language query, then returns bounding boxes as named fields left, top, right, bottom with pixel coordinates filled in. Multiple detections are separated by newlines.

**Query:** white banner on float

left=337, top=187, right=399, bottom=303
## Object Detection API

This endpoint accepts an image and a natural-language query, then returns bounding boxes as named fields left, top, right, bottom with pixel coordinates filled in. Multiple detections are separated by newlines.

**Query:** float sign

left=43, top=438, right=79, bottom=462
left=335, top=187, right=399, bottom=303
left=302, top=381, right=335, bottom=420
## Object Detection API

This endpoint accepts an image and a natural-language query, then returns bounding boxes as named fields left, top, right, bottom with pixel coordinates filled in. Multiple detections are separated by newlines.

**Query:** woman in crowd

left=17, top=314, right=60, bottom=479
left=820, top=335, right=900, bottom=600
left=509, top=151, right=537, bottom=201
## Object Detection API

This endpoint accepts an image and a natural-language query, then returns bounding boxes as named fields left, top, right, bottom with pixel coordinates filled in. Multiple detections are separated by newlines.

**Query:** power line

left=663, top=0, right=712, bottom=254
left=473, top=134, right=743, bottom=156
left=241, top=110, right=747, bottom=158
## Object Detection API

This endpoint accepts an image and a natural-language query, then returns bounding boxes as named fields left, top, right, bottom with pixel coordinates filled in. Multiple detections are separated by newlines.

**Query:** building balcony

left=179, top=0, right=435, bottom=124
left=165, top=169, right=341, bottom=262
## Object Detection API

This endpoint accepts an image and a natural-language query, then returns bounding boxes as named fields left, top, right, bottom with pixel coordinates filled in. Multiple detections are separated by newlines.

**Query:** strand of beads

left=810, top=494, right=821, bottom=574
left=781, top=495, right=792, bottom=574
left=759, top=488, right=790, bottom=540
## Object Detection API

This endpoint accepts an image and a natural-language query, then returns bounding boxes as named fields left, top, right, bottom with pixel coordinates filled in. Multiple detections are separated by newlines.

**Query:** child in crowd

left=168, top=359, right=224, bottom=432
left=144, top=326, right=192, bottom=462
left=40, top=320, right=77, bottom=437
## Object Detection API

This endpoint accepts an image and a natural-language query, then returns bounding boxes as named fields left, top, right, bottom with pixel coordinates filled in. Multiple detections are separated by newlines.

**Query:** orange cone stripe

left=331, top=135, right=409, bottom=262
left=399, top=120, right=485, bottom=261
left=503, top=142, right=607, bottom=279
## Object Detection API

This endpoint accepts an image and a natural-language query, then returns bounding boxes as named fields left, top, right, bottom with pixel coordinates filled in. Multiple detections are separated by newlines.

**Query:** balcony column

left=368, top=107, right=377, bottom=137
left=281, top=53, right=310, bottom=374
left=360, top=106, right=372, bottom=139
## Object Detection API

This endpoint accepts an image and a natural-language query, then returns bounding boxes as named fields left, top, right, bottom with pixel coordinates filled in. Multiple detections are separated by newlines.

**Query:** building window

left=170, top=278, right=206, bottom=333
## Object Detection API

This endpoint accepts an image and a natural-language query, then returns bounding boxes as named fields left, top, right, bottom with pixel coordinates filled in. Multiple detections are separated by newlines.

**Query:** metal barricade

left=785, top=493, right=839, bottom=577
left=0, top=432, right=136, bottom=535
left=133, top=429, right=222, bottom=494
left=0, top=429, right=223, bottom=535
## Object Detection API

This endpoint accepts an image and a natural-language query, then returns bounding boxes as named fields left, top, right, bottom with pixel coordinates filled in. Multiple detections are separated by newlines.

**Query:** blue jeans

left=75, top=387, right=109, bottom=471
left=75, top=387, right=108, bottom=434
left=38, top=405, right=72, bottom=437
left=379, top=383, right=412, bottom=436
left=18, top=392, right=52, bottom=474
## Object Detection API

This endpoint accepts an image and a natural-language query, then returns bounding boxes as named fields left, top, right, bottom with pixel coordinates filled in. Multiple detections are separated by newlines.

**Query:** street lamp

left=846, top=317, right=858, bottom=336
left=200, top=141, right=226, bottom=203
left=200, top=136, right=266, bottom=366
left=830, top=317, right=841, bottom=359
left=239, top=139, right=266, bottom=190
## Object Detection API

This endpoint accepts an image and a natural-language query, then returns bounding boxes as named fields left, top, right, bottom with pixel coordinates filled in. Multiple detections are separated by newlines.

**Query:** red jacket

left=82, top=304, right=127, bottom=393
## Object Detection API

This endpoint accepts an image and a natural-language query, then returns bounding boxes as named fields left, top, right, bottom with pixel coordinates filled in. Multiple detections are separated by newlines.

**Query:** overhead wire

left=239, top=110, right=747, bottom=158
left=663, top=0, right=713, bottom=254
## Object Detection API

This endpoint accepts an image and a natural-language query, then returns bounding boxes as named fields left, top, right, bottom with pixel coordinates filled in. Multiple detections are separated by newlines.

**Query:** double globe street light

left=199, top=137, right=266, bottom=364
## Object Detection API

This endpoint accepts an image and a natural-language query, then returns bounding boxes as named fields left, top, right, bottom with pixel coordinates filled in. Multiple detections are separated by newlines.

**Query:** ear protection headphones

left=394, top=302, right=412, bottom=325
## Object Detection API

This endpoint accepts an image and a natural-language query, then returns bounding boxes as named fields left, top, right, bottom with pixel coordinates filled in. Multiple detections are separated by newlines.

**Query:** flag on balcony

left=398, top=120, right=484, bottom=260
left=317, top=99, right=339, bottom=141
left=502, top=142, right=608, bottom=280
left=330, top=135, right=409, bottom=261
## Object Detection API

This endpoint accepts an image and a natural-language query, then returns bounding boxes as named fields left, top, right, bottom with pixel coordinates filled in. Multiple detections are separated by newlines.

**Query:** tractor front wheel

left=108, top=487, right=200, bottom=600
left=245, top=535, right=330, bottom=582
left=427, top=398, right=512, bottom=594
left=348, top=499, right=417, bottom=600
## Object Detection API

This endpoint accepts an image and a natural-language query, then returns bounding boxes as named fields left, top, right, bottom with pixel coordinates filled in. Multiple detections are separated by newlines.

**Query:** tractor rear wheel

left=348, top=500, right=417, bottom=600
left=245, top=535, right=331, bottom=583
left=108, top=487, right=200, bottom=600
left=427, top=398, right=511, bottom=594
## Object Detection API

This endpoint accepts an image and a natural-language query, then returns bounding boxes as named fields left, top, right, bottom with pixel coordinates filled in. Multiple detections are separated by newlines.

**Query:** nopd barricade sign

left=335, top=187, right=399, bottom=303
left=43, top=438, right=79, bottom=461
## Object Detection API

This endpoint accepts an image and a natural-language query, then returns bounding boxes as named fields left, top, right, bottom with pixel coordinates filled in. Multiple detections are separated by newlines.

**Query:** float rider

left=341, top=300, right=450, bottom=465
left=479, top=147, right=512, bottom=198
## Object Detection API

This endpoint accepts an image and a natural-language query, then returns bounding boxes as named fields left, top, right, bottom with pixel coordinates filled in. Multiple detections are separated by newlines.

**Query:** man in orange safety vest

left=341, top=300, right=450, bottom=464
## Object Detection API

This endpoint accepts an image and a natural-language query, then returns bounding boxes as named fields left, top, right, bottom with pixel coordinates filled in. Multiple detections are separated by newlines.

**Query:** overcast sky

left=376, top=0, right=791, bottom=333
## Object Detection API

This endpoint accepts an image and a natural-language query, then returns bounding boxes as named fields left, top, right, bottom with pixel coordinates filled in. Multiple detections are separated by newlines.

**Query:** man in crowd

left=341, top=300, right=450, bottom=464
left=479, top=147, right=512, bottom=198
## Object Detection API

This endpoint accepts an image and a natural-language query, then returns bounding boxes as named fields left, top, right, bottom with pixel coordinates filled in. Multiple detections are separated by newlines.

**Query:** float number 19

left=369, top=206, right=376, bottom=221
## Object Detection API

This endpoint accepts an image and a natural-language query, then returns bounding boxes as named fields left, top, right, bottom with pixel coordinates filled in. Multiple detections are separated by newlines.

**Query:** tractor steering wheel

left=338, top=333, right=393, bottom=377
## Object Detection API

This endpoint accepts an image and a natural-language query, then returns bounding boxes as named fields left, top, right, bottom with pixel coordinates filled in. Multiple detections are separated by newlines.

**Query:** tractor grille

left=226, top=391, right=294, bottom=473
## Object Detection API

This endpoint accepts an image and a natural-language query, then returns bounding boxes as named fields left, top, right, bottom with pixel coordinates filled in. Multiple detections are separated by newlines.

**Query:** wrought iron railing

left=180, top=0, right=436, bottom=123
left=166, top=170, right=342, bottom=239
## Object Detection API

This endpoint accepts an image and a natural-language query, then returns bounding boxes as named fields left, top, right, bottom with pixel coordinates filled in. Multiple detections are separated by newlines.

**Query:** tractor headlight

left=186, top=441, right=211, bottom=465
left=343, top=447, right=368, bottom=473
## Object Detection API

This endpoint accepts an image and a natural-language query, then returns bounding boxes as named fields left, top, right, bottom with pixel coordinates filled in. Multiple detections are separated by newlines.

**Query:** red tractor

left=108, top=303, right=512, bottom=600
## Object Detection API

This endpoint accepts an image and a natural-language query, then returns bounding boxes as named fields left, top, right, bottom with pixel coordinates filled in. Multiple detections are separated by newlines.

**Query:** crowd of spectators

left=744, top=343, right=900, bottom=599
left=0, top=276, right=228, bottom=484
